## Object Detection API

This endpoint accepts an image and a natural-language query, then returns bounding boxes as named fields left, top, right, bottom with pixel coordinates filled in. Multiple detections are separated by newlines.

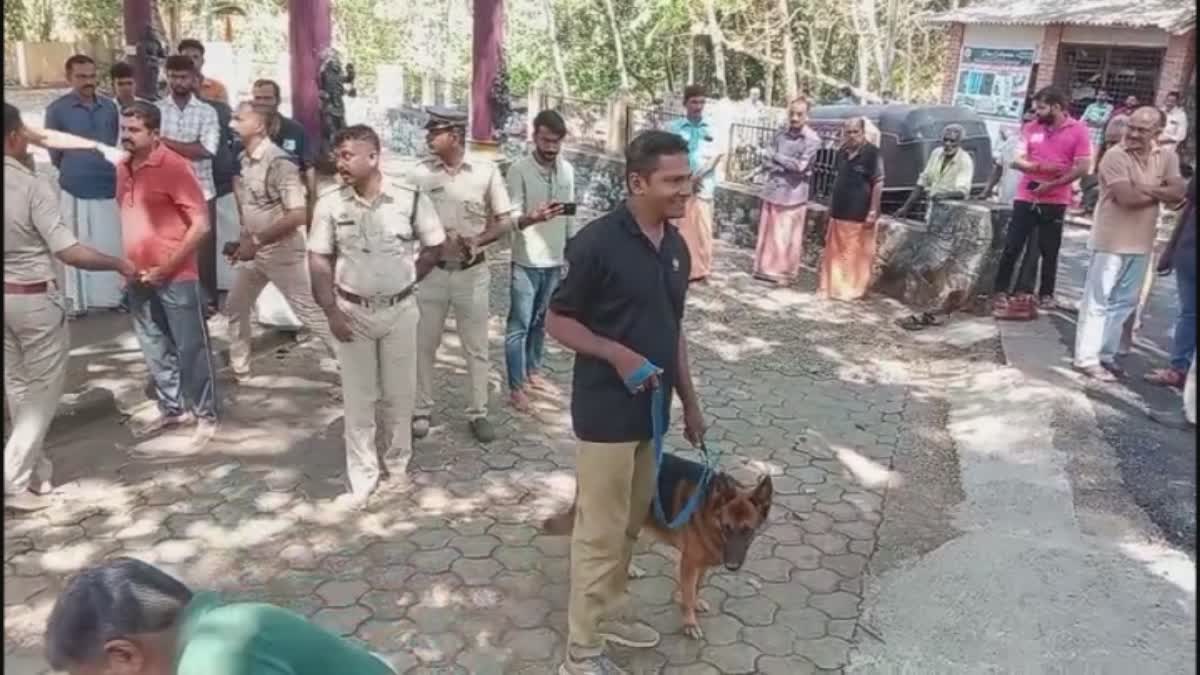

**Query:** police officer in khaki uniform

left=409, top=107, right=515, bottom=443
left=308, top=124, right=446, bottom=509
left=225, top=102, right=336, bottom=380
left=4, top=103, right=136, bottom=512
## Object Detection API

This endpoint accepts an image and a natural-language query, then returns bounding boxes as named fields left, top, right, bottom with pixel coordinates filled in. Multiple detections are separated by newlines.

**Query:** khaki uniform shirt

left=408, top=157, right=514, bottom=260
left=308, top=177, right=446, bottom=297
left=1093, top=144, right=1182, bottom=255
left=236, top=139, right=308, bottom=255
left=4, top=156, right=78, bottom=284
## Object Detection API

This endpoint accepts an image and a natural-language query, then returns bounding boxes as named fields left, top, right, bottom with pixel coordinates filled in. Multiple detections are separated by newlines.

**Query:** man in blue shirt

left=44, top=54, right=123, bottom=314
left=667, top=85, right=723, bottom=282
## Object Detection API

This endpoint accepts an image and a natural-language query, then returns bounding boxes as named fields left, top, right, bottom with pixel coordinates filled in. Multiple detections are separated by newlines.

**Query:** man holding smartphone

left=992, top=87, right=1092, bottom=320
left=504, top=110, right=576, bottom=412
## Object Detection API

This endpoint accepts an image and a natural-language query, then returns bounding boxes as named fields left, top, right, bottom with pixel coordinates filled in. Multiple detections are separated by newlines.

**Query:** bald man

left=1074, top=107, right=1186, bottom=381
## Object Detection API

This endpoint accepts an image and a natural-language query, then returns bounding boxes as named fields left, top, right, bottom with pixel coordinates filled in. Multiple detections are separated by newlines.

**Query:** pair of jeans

left=128, top=280, right=219, bottom=420
left=504, top=263, right=561, bottom=391
left=994, top=200, right=1066, bottom=297
left=1074, top=252, right=1149, bottom=368
left=1170, top=252, right=1197, bottom=372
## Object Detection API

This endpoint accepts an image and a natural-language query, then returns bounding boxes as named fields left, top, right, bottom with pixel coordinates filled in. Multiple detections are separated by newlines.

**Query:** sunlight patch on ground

left=1118, top=539, right=1197, bottom=597
left=834, top=446, right=903, bottom=490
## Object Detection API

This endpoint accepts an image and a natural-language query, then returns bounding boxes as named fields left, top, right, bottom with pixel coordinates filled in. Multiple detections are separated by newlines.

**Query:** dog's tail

left=541, top=503, right=576, bottom=535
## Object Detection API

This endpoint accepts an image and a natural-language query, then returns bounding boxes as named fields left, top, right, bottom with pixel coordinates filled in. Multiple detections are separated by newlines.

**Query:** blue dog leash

left=624, top=361, right=722, bottom=530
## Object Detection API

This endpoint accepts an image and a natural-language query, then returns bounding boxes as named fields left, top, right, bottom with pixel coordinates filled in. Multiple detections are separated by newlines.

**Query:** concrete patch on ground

left=851, top=314, right=1197, bottom=673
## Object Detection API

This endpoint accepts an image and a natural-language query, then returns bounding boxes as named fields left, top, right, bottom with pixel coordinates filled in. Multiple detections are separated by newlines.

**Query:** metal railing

left=625, top=105, right=686, bottom=142
left=724, top=123, right=842, bottom=204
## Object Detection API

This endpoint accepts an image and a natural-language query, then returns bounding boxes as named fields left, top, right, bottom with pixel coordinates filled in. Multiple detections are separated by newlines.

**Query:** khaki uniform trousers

left=3, top=291, right=69, bottom=495
left=415, top=264, right=491, bottom=420
left=567, top=439, right=657, bottom=656
left=224, top=249, right=337, bottom=375
left=335, top=295, right=419, bottom=498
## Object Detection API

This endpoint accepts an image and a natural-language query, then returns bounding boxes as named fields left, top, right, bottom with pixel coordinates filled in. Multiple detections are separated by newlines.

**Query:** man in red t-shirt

left=116, top=102, right=219, bottom=443
left=992, top=87, right=1092, bottom=320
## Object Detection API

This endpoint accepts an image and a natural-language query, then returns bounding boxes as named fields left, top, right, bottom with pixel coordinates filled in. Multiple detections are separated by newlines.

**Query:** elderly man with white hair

left=894, top=123, right=974, bottom=222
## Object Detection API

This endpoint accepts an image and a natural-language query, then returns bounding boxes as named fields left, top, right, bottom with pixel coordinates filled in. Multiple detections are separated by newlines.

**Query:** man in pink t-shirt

left=992, top=87, right=1092, bottom=320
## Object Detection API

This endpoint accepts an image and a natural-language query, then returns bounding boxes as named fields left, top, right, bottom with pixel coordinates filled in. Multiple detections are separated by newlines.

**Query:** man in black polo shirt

left=547, top=130, right=707, bottom=675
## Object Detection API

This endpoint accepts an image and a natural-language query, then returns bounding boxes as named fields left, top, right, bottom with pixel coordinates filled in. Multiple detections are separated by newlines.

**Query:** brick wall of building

left=1034, top=25, right=1064, bottom=93
left=940, top=24, right=965, bottom=104
left=1157, top=29, right=1196, bottom=106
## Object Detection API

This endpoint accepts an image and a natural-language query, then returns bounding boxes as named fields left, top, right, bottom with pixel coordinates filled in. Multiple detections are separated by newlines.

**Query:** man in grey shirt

left=504, top=110, right=576, bottom=411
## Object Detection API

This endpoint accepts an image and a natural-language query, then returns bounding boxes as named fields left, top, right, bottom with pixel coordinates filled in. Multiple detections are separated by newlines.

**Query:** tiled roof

left=926, top=0, right=1195, bottom=34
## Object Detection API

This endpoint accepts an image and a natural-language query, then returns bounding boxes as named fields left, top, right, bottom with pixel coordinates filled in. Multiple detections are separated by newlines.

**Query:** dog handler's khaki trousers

left=567, top=439, right=657, bottom=656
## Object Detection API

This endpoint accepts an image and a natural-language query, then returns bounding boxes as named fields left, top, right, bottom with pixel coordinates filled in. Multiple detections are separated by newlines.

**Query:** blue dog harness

left=623, top=360, right=722, bottom=530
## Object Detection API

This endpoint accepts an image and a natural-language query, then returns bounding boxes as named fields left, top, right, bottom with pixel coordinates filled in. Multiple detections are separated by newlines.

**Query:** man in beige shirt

left=308, top=124, right=445, bottom=509
left=224, top=102, right=336, bottom=381
left=1074, top=107, right=1186, bottom=380
left=4, top=103, right=136, bottom=512
left=409, top=107, right=515, bottom=444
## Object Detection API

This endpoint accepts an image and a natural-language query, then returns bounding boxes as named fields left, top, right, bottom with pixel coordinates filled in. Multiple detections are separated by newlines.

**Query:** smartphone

left=222, top=242, right=240, bottom=257
left=559, top=202, right=578, bottom=216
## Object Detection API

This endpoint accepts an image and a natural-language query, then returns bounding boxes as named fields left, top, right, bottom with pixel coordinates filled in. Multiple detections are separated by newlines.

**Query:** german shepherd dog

left=543, top=453, right=774, bottom=639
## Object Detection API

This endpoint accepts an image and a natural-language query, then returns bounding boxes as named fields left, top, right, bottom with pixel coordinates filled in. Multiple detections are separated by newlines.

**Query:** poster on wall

left=953, top=46, right=1036, bottom=121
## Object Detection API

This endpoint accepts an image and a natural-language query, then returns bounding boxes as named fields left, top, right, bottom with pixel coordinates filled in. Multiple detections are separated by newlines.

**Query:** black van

left=805, top=104, right=994, bottom=212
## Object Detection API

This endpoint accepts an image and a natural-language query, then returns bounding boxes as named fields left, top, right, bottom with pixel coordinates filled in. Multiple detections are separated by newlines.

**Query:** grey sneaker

left=559, top=653, right=628, bottom=675
left=596, top=619, right=660, bottom=648
left=4, top=492, right=48, bottom=513
left=412, top=416, right=431, bottom=439
left=469, top=417, right=496, bottom=444
left=29, top=479, right=54, bottom=496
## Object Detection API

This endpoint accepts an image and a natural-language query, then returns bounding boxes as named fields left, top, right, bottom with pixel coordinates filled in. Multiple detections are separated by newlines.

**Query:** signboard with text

left=952, top=46, right=1036, bottom=122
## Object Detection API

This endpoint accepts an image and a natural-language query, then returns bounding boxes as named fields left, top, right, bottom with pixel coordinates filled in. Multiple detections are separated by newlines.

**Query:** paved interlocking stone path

left=5, top=243, right=962, bottom=674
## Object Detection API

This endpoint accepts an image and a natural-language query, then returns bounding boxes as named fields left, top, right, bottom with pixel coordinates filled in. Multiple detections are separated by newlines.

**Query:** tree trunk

left=880, top=0, right=901, bottom=91
left=702, top=0, right=727, bottom=95
left=777, top=0, right=798, bottom=99
left=687, top=34, right=696, bottom=84
left=763, top=63, right=776, bottom=106
left=903, top=19, right=913, bottom=100
left=541, top=0, right=569, bottom=95
left=601, top=0, right=630, bottom=92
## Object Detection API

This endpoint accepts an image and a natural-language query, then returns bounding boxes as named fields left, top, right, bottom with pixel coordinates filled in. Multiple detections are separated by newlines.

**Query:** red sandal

left=1144, top=368, right=1187, bottom=388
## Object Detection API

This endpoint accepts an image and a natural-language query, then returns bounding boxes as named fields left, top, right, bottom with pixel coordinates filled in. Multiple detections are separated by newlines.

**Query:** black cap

left=424, top=105, right=468, bottom=131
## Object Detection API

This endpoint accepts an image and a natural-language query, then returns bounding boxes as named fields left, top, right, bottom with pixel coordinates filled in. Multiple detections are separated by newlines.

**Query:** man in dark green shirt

left=44, top=557, right=396, bottom=675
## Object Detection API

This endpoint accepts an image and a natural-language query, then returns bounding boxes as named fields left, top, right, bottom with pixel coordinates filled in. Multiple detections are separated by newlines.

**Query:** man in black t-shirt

left=547, top=130, right=707, bottom=675
left=251, top=79, right=318, bottom=204
left=819, top=116, right=884, bottom=301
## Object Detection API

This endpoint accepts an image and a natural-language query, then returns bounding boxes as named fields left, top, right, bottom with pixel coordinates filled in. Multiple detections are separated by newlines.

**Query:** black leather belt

left=336, top=285, right=415, bottom=308
left=437, top=253, right=486, bottom=271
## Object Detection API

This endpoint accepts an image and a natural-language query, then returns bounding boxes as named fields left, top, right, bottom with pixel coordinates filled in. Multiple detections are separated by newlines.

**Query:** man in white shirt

left=1160, top=91, right=1188, bottom=156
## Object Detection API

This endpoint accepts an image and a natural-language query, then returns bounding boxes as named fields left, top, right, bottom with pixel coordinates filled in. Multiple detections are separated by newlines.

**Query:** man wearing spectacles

left=1074, top=107, right=1186, bottom=381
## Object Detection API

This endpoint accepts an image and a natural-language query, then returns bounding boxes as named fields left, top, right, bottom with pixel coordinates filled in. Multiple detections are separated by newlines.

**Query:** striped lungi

left=56, top=194, right=123, bottom=314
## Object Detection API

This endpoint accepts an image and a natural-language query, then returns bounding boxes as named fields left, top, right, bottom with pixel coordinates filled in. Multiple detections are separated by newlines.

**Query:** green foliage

left=67, top=0, right=123, bottom=45
left=5, top=0, right=29, bottom=41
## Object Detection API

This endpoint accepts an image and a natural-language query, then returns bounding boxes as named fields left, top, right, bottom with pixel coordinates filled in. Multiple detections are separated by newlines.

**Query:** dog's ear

left=750, top=475, right=773, bottom=522
left=711, top=474, right=738, bottom=503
